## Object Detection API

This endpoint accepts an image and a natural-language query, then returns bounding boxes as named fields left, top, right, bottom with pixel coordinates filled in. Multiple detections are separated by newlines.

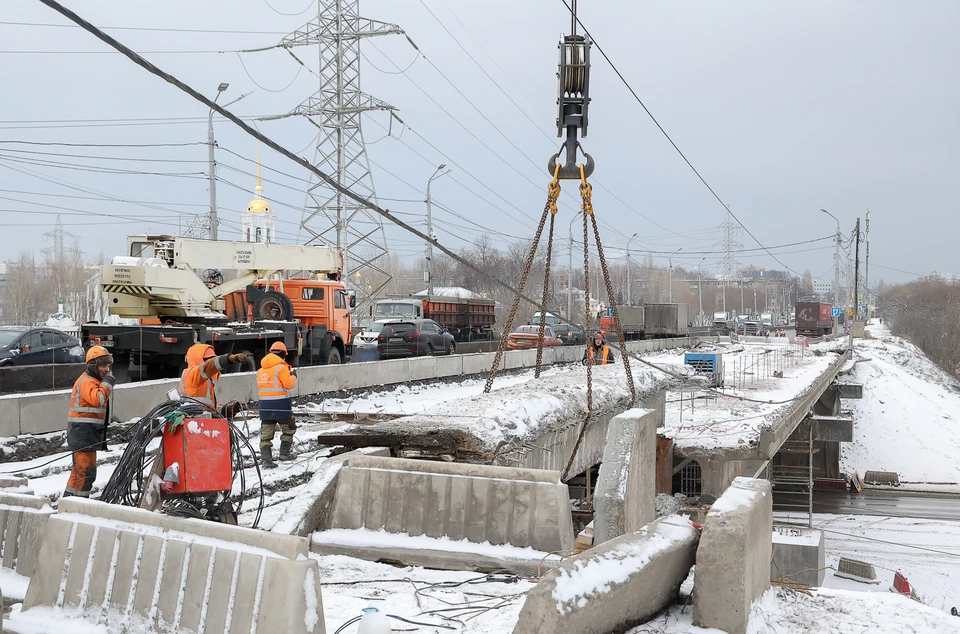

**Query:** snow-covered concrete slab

left=512, top=515, right=699, bottom=634
left=0, top=492, right=53, bottom=579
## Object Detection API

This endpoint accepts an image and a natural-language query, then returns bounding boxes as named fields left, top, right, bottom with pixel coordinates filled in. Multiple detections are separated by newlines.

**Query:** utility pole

left=864, top=209, right=870, bottom=318
left=668, top=248, right=682, bottom=303
left=208, top=83, right=227, bottom=241
left=627, top=233, right=639, bottom=306
left=821, top=209, right=841, bottom=334
left=568, top=212, right=581, bottom=321
left=850, top=217, right=861, bottom=349
left=425, top=164, right=450, bottom=295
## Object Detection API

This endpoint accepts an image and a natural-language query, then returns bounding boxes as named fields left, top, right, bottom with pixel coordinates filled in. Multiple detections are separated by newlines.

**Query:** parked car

left=0, top=326, right=84, bottom=367
left=377, top=319, right=456, bottom=359
left=553, top=322, right=587, bottom=346
left=506, top=324, right=564, bottom=350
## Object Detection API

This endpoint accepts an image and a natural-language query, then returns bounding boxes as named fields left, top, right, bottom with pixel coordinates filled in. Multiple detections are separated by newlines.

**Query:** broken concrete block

left=512, top=515, right=699, bottom=634
left=771, top=526, right=825, bottom=587
left=863, top=470, right=900, bottom=486
left=0, top=491, right=53, bottom=578
left=835, top=556, right=880, bottom=584
left=593, top=408, right=656, bottom=545
left=693, top=477, right=772, bottom=634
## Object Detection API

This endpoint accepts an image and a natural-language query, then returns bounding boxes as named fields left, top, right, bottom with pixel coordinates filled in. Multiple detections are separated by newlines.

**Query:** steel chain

left=534, top=212, right=557, bottom=378
left=562, top=207, right=593, bottom=480
left=482, top=202, right=552, bottom=394
left=591, top=213, right=637, bottom=402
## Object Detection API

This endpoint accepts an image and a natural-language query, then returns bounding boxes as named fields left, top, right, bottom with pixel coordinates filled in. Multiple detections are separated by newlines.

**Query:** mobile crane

left=83, top=235, right=354, bottom=381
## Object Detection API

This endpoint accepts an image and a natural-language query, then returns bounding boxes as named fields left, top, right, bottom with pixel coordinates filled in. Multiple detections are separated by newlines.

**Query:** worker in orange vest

left=257, top=341, right=298, bottom=468
left=582, top=331, right=615, bottom=366
left=64, top=345, right=115, bottom=498
left=178, top=344, right=251, bottom=412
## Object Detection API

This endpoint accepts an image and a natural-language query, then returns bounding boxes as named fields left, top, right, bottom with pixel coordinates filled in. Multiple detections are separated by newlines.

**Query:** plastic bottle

left=356, top=607, right=392, bottom=634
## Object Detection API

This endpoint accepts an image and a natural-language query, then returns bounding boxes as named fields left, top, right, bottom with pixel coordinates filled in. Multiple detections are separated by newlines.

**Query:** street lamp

left=568, top=211, right=583, bottom=321
left=626, top=233, right=639, bottom=306
left=668, top=248, right=682, bottom=303
left=696, top=256, right=706, bottom=325
left=207, top=84, right=251, bottom=240
left=424, top=164, right=451, bottom=295
left=820, top=208, right=841, bottom=333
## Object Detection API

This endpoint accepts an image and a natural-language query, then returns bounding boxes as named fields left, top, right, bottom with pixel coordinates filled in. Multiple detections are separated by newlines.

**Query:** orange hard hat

left=86, top=345, right=113, bottom=364
left=269, top=341, right=287, bottom=354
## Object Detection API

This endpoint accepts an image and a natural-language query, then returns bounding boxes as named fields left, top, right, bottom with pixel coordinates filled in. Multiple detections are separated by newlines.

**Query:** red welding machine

left=162, top=418, right=233, bottom=495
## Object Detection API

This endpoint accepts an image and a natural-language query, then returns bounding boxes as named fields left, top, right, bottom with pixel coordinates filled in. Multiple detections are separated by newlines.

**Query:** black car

left=0, top=326, right=84, bottom=367
left=377, top=319, right=456, bottom=359
left=553, top=322, right=587, bottom=346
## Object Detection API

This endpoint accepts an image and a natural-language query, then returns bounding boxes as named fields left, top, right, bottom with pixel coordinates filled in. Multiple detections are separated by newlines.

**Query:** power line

left=0, top=20, right=289, bottom=35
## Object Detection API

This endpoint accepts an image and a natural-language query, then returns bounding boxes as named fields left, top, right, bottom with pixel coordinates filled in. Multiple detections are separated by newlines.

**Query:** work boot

left=278, top=440, right=295, bottom=462
left=261, top=446, right=276, bottom=469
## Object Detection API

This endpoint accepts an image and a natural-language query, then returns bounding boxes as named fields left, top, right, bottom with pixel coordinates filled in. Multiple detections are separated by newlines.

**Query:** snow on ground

left=629, top=586, right=958, bottom=633
left=841, top=320, right=960, bottom=483
left=651, top=342, right=843, bottom=451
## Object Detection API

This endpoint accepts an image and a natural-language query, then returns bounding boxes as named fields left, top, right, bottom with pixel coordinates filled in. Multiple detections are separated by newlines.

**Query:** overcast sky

left=2, top=0, right=957, bottom=289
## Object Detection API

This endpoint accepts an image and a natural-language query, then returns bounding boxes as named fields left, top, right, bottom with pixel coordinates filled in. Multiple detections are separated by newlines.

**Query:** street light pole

left=425, top=164, right=451, bottom=295
left=820, top=208, right=841, bottom=333
left=207, top=84, right=251, bottom=240
left=668, top=248, right=682, bottom=303
left=626, top=233, right=639, bottom=306
left=568, top=211, right=582, bottom=321
left=696, top=257, right=706, bottom=325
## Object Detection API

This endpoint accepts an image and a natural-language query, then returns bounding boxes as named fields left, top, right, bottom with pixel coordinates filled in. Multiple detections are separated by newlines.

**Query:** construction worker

left=257, top=341, right=297, bottom=468
left=179, top=344, right=251, bottom=411
left=64, top=346, right=115, bottom=498
left=582, top=331, right=615, bottom=366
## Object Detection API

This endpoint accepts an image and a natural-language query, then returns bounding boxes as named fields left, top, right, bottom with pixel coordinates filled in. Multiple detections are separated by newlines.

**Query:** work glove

left=229, top=352, right=252, bottom=364
left=290, top=367, right=298, bottom=377
left=101, top=374, right=116, bottom=388
left=161, top=481, right=176, bottom=494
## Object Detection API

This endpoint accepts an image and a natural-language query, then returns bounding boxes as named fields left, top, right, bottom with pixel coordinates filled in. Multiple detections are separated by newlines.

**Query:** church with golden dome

left=241, top=146, right=275, bottom=243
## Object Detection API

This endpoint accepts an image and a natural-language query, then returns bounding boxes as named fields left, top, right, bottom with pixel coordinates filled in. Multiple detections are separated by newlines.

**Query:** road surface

left=776, top=491, right=960, bottom=522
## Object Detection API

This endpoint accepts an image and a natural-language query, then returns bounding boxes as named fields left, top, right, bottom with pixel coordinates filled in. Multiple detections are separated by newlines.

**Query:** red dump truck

left=794, top=302, right=833, bottom=337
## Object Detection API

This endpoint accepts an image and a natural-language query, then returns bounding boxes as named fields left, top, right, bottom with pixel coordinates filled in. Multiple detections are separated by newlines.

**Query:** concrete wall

left=694, top=477, right=773, bottom=634
left=2, top=337, right=691, bottom=438
left=593, top=408, right=656, bottom=545
left=18, top=498, right=324, bottom=634
left=512, top=515, right=699, bottom=634
left=0, top=492, right=54, bottom=578
left=327, top=455, right=574, bottom=553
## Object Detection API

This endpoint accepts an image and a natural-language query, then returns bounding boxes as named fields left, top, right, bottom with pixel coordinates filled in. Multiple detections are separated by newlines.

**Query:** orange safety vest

left=179, top=364, right=218, bottom=407
left=588, top=345, right=611, bottom=365
left=257, top=364, right=290, bottom=402
left=67, top=374, right=111, bottom=425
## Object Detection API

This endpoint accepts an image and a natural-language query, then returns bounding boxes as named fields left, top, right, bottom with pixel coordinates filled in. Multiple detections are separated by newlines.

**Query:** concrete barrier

left=694, top=477, right=772, bottom=634
left=4, top=336, right=694, bottom=438
left=0, top=492, right=54, bottom=578
left=771, top=526, right=824, bottom=587
left=593, top=408, right=657, bottom=545
left=512, top=515, right=699, bottom=634
left=312, top=455, right=574, bottom=572
left=270, top=448, right=390, bottom=537
left=0, top=363, right=85, bottom=396
left=16, top=498, right=324, bottom=634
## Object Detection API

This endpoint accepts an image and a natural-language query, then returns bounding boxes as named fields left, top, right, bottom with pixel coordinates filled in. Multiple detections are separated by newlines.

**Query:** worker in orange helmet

left=582, top=331, right=615, bottom=366
left=63, top=345, right=115, bottom=498
left=257, top=341, right=298, bottom=468
left=178, top=344, right=251, bottom=412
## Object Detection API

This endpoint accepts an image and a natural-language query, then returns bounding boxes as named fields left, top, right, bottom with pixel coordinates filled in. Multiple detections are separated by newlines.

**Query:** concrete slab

left=328, top=455, right=574, bottom=554
left=0, top=397, right=21, bottom=438
left=0, top=492, right=54, bottom=577
left=594, top=408, right=657, bottom=545
left=18, top=498, right=326, bottom=634
left=512, top=515, right=699, bottom=634
left=771, top=526, right=825, bottom=587
left=270, top=448, right=391, bottom=537
left=694, top=477, right=773, bottom=634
